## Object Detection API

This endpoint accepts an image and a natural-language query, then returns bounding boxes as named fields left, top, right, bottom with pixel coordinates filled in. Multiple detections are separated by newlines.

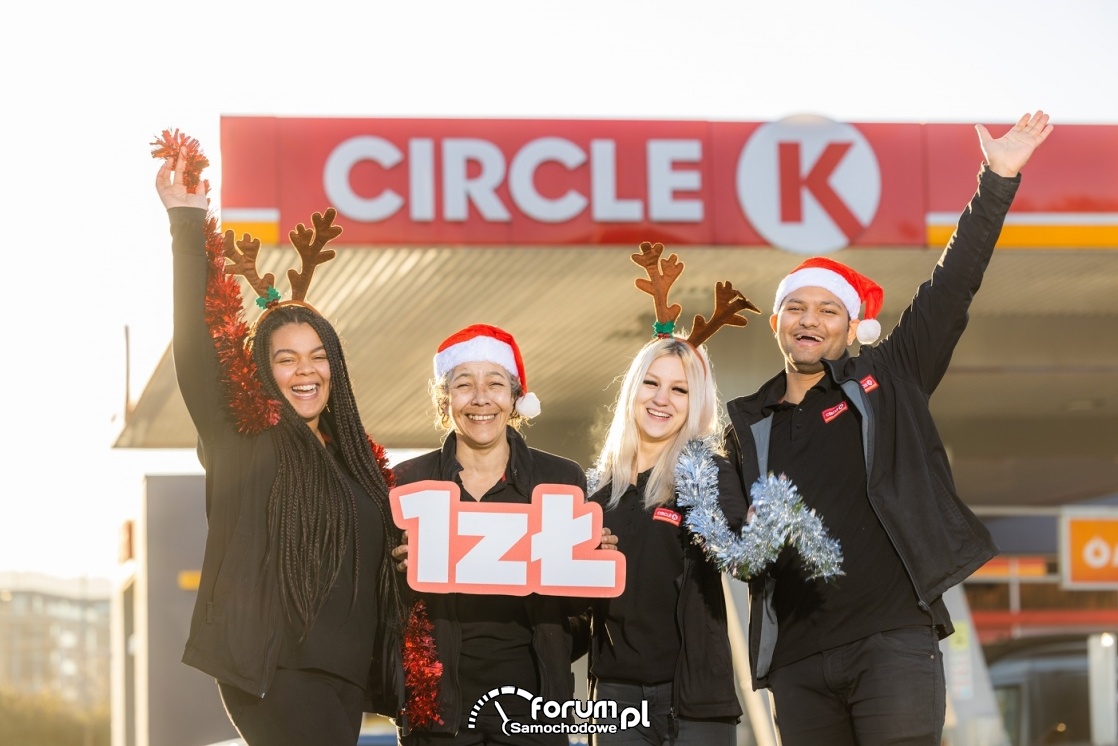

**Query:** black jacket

left=392, top=428, right=587, bottom=735
left=584, top=478, right=744, bottom=722
left=724, top=165, right=1012, bottom=689
left=170, top=207, right=402, bottom=714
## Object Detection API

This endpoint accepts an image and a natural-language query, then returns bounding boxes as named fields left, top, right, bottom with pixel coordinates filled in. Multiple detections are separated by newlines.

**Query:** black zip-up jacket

left=392, top=428, right=587, bottom=735
left=725, top=164, right=1012, bottom=690
left=584, top=480, right=744, bottom=723
left=170, top=207, right=403, bottom=715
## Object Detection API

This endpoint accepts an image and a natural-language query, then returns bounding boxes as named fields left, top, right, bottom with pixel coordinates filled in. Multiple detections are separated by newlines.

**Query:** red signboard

left=219, top=116, right=1118, bottom=251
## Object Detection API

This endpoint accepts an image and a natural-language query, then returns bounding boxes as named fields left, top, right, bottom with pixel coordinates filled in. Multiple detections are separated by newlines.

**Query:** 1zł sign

left=390, top=480, right=626, bottom=597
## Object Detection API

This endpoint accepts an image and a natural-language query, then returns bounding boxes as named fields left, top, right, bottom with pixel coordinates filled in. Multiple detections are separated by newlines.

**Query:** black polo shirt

left=452, top=454, right=536, bottom=716
left=766, top=373, right=928, bottom=670
left=590, top=471, right=685, bottom=685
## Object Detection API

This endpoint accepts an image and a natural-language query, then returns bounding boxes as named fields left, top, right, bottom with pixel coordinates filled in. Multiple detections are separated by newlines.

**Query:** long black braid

left=250, top=305, right=404, bottom=641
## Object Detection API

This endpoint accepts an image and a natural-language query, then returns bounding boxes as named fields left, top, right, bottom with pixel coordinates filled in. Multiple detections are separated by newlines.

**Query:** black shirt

left=590, top=471, right=684, bottom=684
left=279, top=441, right=384, bottom=687
left=453, top=455, right=537, bottom=718
left=766, top=374, right=928, bottom=670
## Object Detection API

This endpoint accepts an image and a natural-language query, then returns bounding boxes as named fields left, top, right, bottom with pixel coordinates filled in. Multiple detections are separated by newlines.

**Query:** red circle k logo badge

left=736, top=115, right=881, bottom=254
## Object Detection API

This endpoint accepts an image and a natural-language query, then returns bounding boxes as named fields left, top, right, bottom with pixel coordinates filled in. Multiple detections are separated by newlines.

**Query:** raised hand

left=156, top=156, right=208, bottom=210
left=977, top=110, right=1053, bottom=178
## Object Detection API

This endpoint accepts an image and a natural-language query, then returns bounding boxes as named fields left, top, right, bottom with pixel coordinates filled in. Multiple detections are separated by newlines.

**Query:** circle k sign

left=736, top=115, right=881, bottom=255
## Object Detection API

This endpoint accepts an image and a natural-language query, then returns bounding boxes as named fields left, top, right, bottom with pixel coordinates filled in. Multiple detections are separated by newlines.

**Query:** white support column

left=724, top=576, right=777, bottom=746
left=1088, top=632, right=1117, bottom=745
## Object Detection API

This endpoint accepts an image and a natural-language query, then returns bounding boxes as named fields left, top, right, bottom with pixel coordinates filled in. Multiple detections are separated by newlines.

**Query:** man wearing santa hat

left=723, top=111, right=1053, bottom=744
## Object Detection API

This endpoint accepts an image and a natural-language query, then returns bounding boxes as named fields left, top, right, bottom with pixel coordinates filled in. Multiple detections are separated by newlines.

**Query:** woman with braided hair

left=157, top=153, right=405, bottom=746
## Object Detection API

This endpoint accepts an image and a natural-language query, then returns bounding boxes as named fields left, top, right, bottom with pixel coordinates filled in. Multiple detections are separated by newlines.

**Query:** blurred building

left=0, top=571, right=111, bottom=707
left=112, top=474, right=240, bottom=746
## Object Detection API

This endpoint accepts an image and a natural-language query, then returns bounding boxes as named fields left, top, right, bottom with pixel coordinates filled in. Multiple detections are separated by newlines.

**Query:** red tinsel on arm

left=150, top=129, right=210, bottom=194
left=403, top=600, right=443, bottom=729
left=367, top=435, right=395, bottom=490
left=151, top=130, right=282, bottom=434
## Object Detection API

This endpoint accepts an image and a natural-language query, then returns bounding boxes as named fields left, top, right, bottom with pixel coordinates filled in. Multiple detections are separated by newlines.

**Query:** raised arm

left=157, top=155, right=227, bottom=444
left=875, top=110, right=1053, bottom=393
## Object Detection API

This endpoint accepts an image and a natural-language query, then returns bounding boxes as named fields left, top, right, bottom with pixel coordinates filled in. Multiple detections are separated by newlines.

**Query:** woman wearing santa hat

left=391, top=324, right=608, bottom=746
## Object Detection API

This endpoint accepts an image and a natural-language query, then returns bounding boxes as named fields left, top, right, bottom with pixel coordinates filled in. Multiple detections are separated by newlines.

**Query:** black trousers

left=767, top=626, right=945, bottom=746
left=218, top=668, right=365, bottom=746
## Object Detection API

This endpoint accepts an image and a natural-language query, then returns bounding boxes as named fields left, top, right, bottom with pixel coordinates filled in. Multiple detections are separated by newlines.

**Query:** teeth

left=292, top=385, right=317, bottom=392
left=648, top=410, right=671, bottom=419
left=467, top=414, right=496, bottom=421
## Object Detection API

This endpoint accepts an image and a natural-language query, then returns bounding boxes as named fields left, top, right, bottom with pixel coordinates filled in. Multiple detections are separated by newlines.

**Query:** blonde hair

left=593, top=337, right=719, bottom=510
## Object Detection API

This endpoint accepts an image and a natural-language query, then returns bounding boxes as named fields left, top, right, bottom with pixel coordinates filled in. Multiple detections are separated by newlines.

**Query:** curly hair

left=428, top=366, right=527, bottom=432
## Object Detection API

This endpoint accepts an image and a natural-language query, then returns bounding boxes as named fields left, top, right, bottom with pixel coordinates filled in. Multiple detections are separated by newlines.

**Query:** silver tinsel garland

left=673, top=438, right=844, bottom=582
left=586, top=466, right=601, bottom=498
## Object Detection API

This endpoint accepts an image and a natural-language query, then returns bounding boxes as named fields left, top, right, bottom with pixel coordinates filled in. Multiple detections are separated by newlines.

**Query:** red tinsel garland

left=368, top=435, right=395, bottom=490
left=403, top=600, right=443, bottom=728
left=150, top=129, right=209, bottom=192
left=152, top=129, right=282, bottom=434
left=153, top=130, right=401, bottom=461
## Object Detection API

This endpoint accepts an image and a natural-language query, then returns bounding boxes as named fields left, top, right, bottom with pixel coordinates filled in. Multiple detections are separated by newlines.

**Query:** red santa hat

left=433, top=324, right=542, bottom=418
left=773, top=257, right=885, bottom=344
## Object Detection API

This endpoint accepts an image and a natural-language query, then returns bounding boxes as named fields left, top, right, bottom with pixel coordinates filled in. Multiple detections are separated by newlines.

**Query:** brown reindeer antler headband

left=226, top=208, right=342, bottom=324
left=632, top=241, right=761, bottom=346
left=149, top=129, right=347, bottom=433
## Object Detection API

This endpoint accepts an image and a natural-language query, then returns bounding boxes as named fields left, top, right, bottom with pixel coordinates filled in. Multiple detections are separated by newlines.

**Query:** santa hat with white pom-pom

left=433, top=324, right=542, bottom=418
left=773, top=257, right=885, bottom=345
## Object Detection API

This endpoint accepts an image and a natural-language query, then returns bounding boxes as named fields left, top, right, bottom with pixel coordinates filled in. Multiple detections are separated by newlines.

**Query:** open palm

left=977, top=110, right=1053, bottom=178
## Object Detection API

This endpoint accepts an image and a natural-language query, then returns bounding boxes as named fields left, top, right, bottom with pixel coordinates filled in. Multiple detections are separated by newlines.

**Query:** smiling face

left=633, top=353, right=690, bottom=450
left=446, top=361, right=515, bottom=451
left=771, top=285, right=859, bottom=375
left=269, top=322, right=332, bottom=432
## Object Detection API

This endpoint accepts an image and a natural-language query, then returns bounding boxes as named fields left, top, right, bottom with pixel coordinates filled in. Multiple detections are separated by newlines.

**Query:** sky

left=1, top=0, right=1114, bottom=582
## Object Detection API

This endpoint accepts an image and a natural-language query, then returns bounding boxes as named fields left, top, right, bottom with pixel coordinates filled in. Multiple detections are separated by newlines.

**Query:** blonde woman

left=584, top=335, right=743, bottom=745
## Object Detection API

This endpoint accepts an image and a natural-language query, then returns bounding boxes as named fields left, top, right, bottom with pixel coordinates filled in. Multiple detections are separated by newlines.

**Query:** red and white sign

left=652, top=507, right=682, bottom=526
left=219, top=117, right=1118, bottom=251
left=390, top=480, right=625, bottom=597
left=736, top=116, right=880, bottom=254
left=821, top=401, right=848, bottom=423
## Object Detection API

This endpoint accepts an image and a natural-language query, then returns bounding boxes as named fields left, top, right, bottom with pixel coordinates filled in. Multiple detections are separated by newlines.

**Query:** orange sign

left=1061, top=514, right=1118, bottom=589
